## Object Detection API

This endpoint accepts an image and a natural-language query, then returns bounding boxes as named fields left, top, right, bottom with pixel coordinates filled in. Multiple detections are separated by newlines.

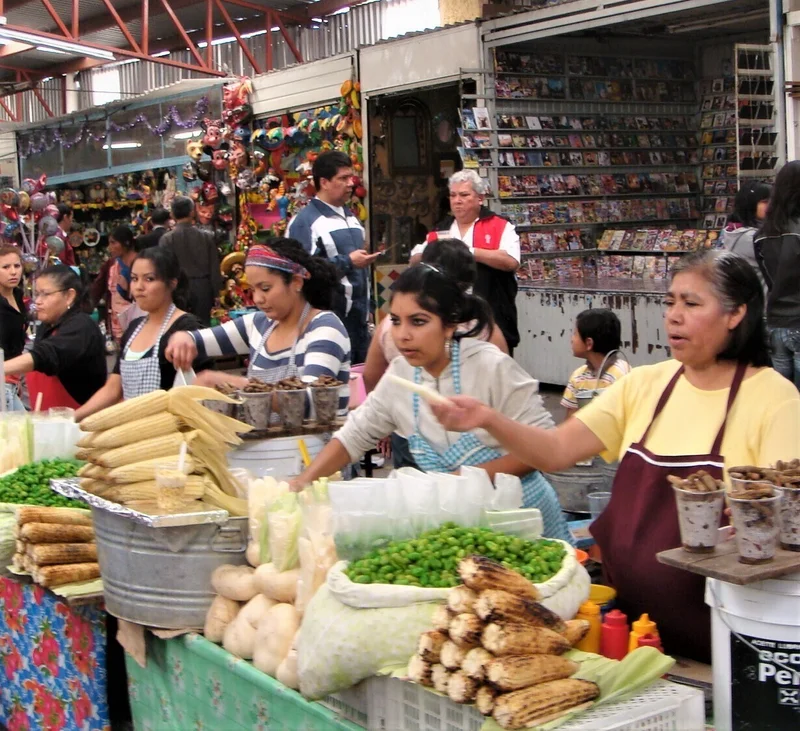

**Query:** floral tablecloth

left=0, top=576, right=109, bottom=731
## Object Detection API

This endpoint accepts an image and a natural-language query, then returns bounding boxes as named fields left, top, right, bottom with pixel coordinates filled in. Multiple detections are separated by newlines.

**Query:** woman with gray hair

left=410, top=170, right=522, bottom=354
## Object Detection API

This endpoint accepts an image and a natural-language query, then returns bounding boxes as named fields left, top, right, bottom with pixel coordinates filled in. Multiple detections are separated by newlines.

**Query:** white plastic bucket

left=705, top=574, right=800, bottom=731
left=226, top=434, right=327, bottom=479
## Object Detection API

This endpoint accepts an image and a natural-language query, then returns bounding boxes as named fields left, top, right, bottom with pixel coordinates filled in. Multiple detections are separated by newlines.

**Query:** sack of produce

left=297, top=584, right=438, bottom=699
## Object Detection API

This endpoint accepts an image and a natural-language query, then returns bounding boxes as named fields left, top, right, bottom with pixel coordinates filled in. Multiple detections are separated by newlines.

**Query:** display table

left=516, top=278, right=669, bottom=384
left=125, top=633, right=363, bottom=731
left=0, top=575, right=110, bottom=731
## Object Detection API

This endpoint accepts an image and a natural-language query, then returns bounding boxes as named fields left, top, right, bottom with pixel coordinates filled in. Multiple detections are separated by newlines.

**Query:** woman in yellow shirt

left=431, top=251, right=800, bottom=662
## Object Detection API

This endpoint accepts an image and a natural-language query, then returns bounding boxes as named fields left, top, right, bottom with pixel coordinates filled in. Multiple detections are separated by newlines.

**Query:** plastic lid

left=604, top=609, right=628, bottom=626
left=578, top=600, right=600, bottom=616
left=632, top=613, right=658, bottom=635
left=637, top=633, right=663, bottom=650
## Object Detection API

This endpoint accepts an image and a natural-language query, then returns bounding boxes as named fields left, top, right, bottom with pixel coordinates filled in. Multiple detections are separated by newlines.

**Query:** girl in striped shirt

left=166, top=239, right=351, bottom=414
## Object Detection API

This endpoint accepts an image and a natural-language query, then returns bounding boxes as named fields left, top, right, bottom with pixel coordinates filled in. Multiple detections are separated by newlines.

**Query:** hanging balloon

left=1, top=204, right=18, bottom=222
left=4, top=221, right=19, bottom=236
left=21, top=179, right=38, bottom=195
left=37, top=174, right=48, bottom=191
left=38, top=215, right=59, bottom=236
left=21, top=252, right=38, bottom=273
left=30, top=193, right=47, bottom=212
left=18, top=191, right=30, bottom=213
left=45, top=192, right=57, bottom=205
left=44, top=204, right=59, bottom=219
left=45, top=235, right=64, bottom=253
left=0, top=188, right=19, bottom=207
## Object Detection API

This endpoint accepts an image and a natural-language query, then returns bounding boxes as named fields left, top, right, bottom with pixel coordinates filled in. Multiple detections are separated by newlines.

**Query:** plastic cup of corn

left=155, top=463, right=187, bottom=512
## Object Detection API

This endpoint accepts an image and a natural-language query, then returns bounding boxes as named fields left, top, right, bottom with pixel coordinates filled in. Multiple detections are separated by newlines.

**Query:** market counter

left=515, top=278, right=669, bottom=385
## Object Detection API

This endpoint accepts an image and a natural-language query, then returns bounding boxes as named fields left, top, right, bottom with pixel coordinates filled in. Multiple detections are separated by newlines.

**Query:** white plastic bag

left=327, top=561, right=450, bottom=608
left=491, top=473, right=524, bottom=511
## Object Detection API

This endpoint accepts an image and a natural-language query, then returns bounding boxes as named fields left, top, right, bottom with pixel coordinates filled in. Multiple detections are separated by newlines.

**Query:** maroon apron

left=590, top=362, right=746, bottom=662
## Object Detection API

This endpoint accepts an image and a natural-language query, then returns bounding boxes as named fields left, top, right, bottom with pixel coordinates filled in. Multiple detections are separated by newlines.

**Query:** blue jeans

left=769, top=327, right=800, bottom=389
left=4, top=383, right=26, bottom=411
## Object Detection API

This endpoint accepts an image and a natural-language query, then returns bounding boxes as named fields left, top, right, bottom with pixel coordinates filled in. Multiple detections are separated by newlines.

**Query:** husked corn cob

left=562, top=619, right=591, bottom=647
left=432, top=604, right=453, bottom=633
left=475, top=685, right=497, bottom=716
left=486, top=655, right=579, bottom=691
left=482, top=623, right=570, bottom=657
left=202, top=480, right=248, bottom=516
left=447, top=670, right=479, bottom=704
left=76, top=432, right=96, bottom=448
left=106, top=455, right=195, bottom=484
left=90, top=412, right=180, bottom=449
left=16, top=507, right=92, bottom=527
left=169, top=390, right=251, bottom=444
left=417, top=630, right=448, bottom=663
left=75, top=448, right=99, bottom=462
left=81, top=390, right=169, bottom=432
left=102, top=476, right=206, bottom=504
left=475, top=590, right=566, bottom=634
left=492, top=679, right=599, bottom=730
left=431, top=664, right=451, bottom=694
left=78, top=463, right=99, bottom=478
left=79, top=478, right=113, bottom=496
left=440, top=640, right=468, bottom=670
left=95, top=432, right=188, bottom=468
left=449, top=612, right=484, bottom=647
left=462, top=647, right=494, bottom=682
left=171, top=385, right=241, bottom=404
left=19, top=523, right=94, bottom=544
left=458, top=556, right=539, bottom=601
left=448, top=585, right=478, bottom=614
left=26, top=542, right=98, bottom=566
left=408, top=654, right=433, bottom=687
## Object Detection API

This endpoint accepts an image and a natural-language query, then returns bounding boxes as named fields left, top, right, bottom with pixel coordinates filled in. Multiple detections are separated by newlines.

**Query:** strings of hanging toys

left=194, top=77, right=367, bottom=323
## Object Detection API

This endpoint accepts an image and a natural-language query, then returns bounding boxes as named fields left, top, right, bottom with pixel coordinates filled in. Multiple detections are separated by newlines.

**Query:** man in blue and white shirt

left=288, top=151, right=379, bottom=363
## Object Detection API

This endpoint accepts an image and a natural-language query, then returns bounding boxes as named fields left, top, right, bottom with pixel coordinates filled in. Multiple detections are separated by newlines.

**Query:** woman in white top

left=294, top=262, right=572, bottom=543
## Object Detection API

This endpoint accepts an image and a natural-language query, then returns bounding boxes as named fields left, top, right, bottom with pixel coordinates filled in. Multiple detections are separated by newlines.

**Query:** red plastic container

left=600, top=608, right=630, bottom=660
left=637, top=633, right=664, bottom=652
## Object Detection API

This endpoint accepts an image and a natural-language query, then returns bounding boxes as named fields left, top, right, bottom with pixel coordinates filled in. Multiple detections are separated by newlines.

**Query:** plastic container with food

left=309, top=376, right=342, bottom=425
left=729, top=480, right=781, bottom=564
left=277, top=390, right=306, bottom=431
left=776, top=485, right=800, bottom=551
left=236, top=378, right=275, bottom=433
left=203, top=383, right=239, bottom=418
left=673, top=484, right=726, bottom=553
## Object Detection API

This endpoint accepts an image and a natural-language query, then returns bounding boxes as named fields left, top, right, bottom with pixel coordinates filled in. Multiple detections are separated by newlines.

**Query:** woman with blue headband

left=166, top=238, right=351, bottom=413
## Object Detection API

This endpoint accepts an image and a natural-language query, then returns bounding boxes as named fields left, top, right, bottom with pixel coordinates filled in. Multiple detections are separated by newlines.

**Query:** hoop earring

left=445, top=339, right=452, bottom=359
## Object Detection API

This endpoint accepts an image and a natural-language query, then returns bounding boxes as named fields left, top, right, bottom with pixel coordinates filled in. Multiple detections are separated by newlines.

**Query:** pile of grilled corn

left=75, top=387, right=252, bottom=515
left=408, top=555, right=599, bottom=730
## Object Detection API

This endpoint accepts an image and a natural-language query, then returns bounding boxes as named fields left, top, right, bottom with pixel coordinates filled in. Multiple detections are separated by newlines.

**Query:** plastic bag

left=248, top=474, right=288, bottom=564
left=295, top=487, right=338, bottom=614
left=264, top=493, right=301, bottom=571
left=491, top=472, right=524, bottom=511
left=395, top=469, right=438, bottom=534
left=327, top=561, right=451, bottom=608
left=484, top=508, right=544, bottom=541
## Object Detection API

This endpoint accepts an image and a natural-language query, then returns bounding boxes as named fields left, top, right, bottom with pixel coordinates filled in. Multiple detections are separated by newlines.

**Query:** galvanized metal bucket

left=92, top=508, right=248, bottom=629
left=544, top=463, right=608, bottom=514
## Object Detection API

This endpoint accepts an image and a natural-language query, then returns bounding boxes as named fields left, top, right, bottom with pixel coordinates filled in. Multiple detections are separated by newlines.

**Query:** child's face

left=571, top=327, right=590, bottom=358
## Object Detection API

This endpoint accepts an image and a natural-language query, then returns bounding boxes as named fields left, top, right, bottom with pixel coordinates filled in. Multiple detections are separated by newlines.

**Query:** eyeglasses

left=33, top=289, right=65, bottom=301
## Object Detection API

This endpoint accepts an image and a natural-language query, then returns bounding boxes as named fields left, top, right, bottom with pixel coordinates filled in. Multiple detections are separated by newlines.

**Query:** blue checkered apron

left=407, top=341, right=572, bottom=544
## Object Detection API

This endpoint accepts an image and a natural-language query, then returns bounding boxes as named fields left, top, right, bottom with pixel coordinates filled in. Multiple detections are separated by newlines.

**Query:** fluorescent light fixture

left=35, top=46, right=67, bottom=55
left=311, top=17, right=323, bottom=22
left=667, top=10, right=766, bottom=33
left=151, top=50, right=170, bottom=57
left=103, top=142, right=142, bottom=150
left=242, top=29, right=267, bottom=39
left=0, top=22, right=115, bottom=60
left=331, top=7, right=350, bottom=15
left=270, top=26, right=280, bottom=31
left=173, top=129, right=202, bottom=140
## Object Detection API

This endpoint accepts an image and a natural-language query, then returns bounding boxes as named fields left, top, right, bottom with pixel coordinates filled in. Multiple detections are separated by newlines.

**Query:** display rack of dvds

left=461, top=49, right=701, bottom=277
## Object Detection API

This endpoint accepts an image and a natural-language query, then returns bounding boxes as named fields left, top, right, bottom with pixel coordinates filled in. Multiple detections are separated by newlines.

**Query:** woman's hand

left=194, top=370, right=248, bottom=390
left=165, top=331, right=198, bottom=370
left=430, top=395, right=492, bottom=432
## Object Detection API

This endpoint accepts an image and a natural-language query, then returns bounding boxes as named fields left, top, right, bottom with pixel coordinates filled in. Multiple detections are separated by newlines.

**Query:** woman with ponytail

left=166, top=238, right=351, bottom=413
left=293, top=262, right=572, bottom=543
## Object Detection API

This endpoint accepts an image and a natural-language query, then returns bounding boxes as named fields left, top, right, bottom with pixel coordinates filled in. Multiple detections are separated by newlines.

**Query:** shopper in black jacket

left=754, top=160, right=800, bottom=388
left=0, top=245, right=27, bottom=359
left=135, top=207, right=170, bottom=252
left=4, top=265, right=106, bottom=408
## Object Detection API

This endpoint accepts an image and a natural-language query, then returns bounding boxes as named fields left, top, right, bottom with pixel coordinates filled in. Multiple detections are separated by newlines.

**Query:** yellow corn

left=486, top=654, right=579, bottom=691
left=447, top=670, right=478, bottom=704
left=408, top=654, right=433, bottom=687
left=103, top=476, right=206, bottom=503
left=106, top=455, right=195, bottom=484
left=458, top=556, right=539, bottom=601
left=95, top=432, right=187, bottom=468
left=417, top=630, right=448, bottom=664
left=492, top=678, right=599, bottom=730
left=482, top=622, right=571, bottom=657
left=90, top=412, right=180, bottom=449
left=169, top=390, right=251, bottom=444
left=202, top=480, right=248, bottom=516
left=475, top=590, right=566, bottom=634
left=76, top=432, right=96, bottom=448
left=81, top=390, right=169, bottom=432
left=74, top=447, right=99, bottom=462
left=448, top=585, right=478, bottom=614
left=449, top=612, right=484, bottom=648
left=475, top=686, right=497, bottom=716
left=171, top=385, right=240, bottom=404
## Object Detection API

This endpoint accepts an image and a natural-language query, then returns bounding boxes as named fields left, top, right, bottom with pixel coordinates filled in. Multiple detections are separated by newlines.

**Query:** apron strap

left=710, top=361, right=748, bottom=454
left=639, top=364, right=685, bottom=445
left=248, top=302, right=312, bottom=378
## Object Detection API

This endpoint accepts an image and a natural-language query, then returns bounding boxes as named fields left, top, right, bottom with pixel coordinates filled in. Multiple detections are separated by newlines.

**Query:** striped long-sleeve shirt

left=191, top=311, right=351, bottom=412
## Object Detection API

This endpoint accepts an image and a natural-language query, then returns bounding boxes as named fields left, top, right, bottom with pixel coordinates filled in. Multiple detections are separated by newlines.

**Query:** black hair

left=671, top=250, right=770, bottom=367
left=312, top=150, right=352, bottom=190
left=391, top=263, right=492, bottom=340
left=151, top=208, right=171, bottom=226
left=260, top=237, right=340, bottom=311
left=171, top=195, right=194, bottom=221
left=729, top=182, right=771, bottom=228
left=758, top=161, right=800, bottom=237
left=134, top=246, right=190, bottom=310
left=575, top=309, right=622, bottom=355
left=36, top=264, right=87, bottom=311
left=56, top=203, right=72, bottom=223
left=421, top=238, right=476, bottom=292
left=110, top=225, right=135, bottom=250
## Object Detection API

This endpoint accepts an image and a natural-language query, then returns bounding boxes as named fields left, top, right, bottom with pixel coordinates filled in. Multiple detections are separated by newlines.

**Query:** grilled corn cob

left=95, top=432, right=188, bottom=468
left=492, top=678, right=599, bottom=730
left=408, top=654, right=433, bottom=687
left=562, top=619, right=591, bottom=646
left=449, top=612, right=484, bottom=647
left=26, top=542, right=98, bottom=566
left=34, top=562, right=101, bottom=588
left=461, top=647, right=494, bottom=682
left=418, top=630, right=448, bottom=664
left=90, top=412, right=180, bottom=449
left=475, top=686, right=497, bottom=716
left=486, top=655, right=579, bottom=691
left=440, top=640, right=468, bottom=670
left=476, top=590, right=566, bottom=633
left=458, top=556, right=539, bottom=601
left=19, top=523, right=94, bottom=544
left=447, top=670, right=479, bottom=704
left=482, top=622, right=570, bottom=656
left=106, top=455, right=195, bottom=484
left=16, top=507, right=92, bottom=527
left=432, top=604, right=453, bottom=633
left=431, top=664, right=451, bottom=694
left=448, top=585, right=478, bottom=614
left=81, top=390, right=169, bottom=432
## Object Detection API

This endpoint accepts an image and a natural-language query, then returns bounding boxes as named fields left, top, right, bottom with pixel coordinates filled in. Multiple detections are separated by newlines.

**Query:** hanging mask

left=186, top=139, right=204, bottom=162
left=212, top=147, right=230, bottom=171
left=230, top=142, right=249, bottom=170
left=182, top=162, right=198, bottom=182
left=202, top=118, right=223, bottom=149
left=233, top=126, right=251, bottom=145
left=196, top=202, right=215, bottom=226
left=235, top=169, right=255, bottom=191
left=196, top=161, right=213, bottom=182
left=202, top=182, right=219, bottom=204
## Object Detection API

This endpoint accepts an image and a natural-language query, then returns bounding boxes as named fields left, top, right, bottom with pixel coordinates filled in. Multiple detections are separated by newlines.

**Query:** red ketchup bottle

left=600, top=609, right=630, bottom=660
left=637, top=633, right=664, bottom=653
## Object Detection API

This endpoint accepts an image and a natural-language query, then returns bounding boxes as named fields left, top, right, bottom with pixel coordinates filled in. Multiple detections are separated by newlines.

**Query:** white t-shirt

left=410, top=218, right=521, bottom=264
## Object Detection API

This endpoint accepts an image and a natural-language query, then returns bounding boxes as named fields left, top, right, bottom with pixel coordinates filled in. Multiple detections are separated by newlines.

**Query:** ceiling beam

left=0, top=42, right=34, bottom=58
left=305, top=0, right=364, bottom=20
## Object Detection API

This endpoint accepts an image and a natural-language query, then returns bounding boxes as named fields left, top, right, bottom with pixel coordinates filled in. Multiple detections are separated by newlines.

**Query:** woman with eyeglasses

left=3, top=265, right=106, bottom=409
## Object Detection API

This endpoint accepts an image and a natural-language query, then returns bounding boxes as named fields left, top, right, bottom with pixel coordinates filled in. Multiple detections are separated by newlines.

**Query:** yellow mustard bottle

left=575, top=600, right=602, bottom=654
left=628, top=613, right=659, bottom=653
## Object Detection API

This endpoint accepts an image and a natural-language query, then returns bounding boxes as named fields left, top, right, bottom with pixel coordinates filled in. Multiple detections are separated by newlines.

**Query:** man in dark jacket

left=135, top=208, right=170, bottom=252
left=160, top=196, right=222, bottom=325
